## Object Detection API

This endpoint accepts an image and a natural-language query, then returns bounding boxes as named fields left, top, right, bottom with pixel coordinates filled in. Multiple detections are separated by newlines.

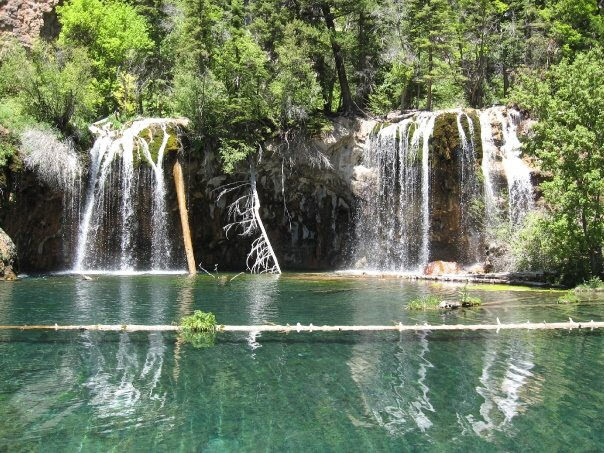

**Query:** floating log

left=0, top=320, right=602, bottom=333
left=173, top=160, right=196, bottom=275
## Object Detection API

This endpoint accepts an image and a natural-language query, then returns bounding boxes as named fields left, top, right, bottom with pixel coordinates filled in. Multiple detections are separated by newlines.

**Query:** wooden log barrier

left=0, top=319, right=603, bottom=333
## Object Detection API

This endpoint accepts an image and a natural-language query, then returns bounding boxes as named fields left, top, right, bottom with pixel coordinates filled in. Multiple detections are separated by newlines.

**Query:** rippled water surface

left=0, top=274, right=602, bottom=451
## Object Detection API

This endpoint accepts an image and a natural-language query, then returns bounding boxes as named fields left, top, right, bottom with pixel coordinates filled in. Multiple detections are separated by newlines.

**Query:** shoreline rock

left=0, top=227, right=17, bottom=280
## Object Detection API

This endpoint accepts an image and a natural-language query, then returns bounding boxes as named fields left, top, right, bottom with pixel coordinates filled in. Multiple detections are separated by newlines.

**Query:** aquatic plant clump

left=459, top=285, right=482, bottom=307
left=557, top=293, right=580, bottom=304
left=406, top=295, right=443, bottom=310
left=179, top=310, right=219, bottom=348
left=180, top=310, right=218, bottom=332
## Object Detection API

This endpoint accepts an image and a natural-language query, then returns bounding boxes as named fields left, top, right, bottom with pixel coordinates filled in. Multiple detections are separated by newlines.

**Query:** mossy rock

left=135, top=125, right=181, bottom=166
left=431, top=112, right=460, bottom=161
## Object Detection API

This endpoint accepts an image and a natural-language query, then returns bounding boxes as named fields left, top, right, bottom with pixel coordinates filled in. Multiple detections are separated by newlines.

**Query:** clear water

left=0, top=274, right=602, bottom=451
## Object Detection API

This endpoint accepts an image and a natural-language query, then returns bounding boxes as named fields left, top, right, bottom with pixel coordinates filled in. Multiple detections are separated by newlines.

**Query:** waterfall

left=479, top=109, right=498, bottom=226
left=496, top=109, right=534, bottom=227
left=456, top=110, right=481, bottom=262
left=354, top=113, right=436, bottom=271
left=73, top=118, right=185, bottom=272
left=418, top=113, right=436, bottom=269
left=354, top=106, right=535, bottom=272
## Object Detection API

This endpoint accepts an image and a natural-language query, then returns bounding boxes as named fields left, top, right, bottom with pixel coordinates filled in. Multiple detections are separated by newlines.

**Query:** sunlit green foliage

left=57, top=0, right=153, bottom=113
left=0, top=41, right=99, bottom=136
left=512, top=48, right=604, bottom=282
left=180, top=310, right=218, bottom=332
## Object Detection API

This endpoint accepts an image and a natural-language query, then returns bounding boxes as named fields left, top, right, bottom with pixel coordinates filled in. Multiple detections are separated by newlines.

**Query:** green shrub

left=575, top=277, right=604, bottom=290
left=180, top=310, right=218, bottom=332
left=557, top=293, right=579, bottom=304
left=459, top=285, right=482, bottom=306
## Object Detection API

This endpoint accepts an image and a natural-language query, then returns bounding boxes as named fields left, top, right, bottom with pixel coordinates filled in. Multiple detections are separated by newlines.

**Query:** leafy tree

left=402, top=0, right=457, bottom=110
left=455, top=0, right=508, bottom=107
left=541, top=0, right=604, bottom=57
left=513, top=48, right=604, bottom=280
left=0, top=41, right=99, bottom=136
left=269, top=21, right=324, bottom=127
left=57, top=0, right=153, bottom=114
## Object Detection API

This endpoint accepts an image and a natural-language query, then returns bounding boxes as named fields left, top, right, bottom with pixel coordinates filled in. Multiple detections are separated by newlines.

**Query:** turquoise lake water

left=0, top=274, right=602, bottom=451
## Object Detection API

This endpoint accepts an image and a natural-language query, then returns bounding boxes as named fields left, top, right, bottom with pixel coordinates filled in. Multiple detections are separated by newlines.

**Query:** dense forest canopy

left=0, top=0, right=602, bottom=283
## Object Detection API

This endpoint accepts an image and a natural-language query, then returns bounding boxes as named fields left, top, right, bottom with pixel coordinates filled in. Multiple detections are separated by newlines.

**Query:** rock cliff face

left=185, top=117, right=368, bottom=271
left=0, top=110, right=538, bottom=273
left=0, top=0, right=61, bottom=45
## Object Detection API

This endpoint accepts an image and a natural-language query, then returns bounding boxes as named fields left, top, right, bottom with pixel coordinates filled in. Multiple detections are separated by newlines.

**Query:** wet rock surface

left=0, top=227, right=17, bottom=280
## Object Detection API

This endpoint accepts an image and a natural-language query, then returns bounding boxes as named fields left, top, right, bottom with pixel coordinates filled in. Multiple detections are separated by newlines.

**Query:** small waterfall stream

left=497, top=109, right=534, bottom=226
left=456, top=110, right=481, bottom=262
left=479, top=108, right=499, bottom=226
left=73, top=118, right=185, bottom=272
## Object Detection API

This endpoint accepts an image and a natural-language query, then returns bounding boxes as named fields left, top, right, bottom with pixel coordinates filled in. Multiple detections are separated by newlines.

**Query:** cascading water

left=419, top=113, right=436, bottom=268
left=497, top=109, right=534, bottom=227
left=354, top=106, right=535, bottom=273
left=354, top=113, right=436, bottom=271
left=456, top=110, right=481, bottom=262
left=73, top=118, right=185, bottom=272
left=479, top=108, right=499, bottom=226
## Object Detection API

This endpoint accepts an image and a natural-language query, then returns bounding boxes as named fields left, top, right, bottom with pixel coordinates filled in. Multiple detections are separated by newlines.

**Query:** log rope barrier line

left=0, top=319, right=603, bottom=333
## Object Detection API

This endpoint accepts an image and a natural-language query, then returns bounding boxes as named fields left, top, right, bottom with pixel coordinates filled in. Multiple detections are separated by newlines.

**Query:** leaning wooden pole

left=173, top=159, right=196, bottom=275
left=1, top=320, right=603, bottom=333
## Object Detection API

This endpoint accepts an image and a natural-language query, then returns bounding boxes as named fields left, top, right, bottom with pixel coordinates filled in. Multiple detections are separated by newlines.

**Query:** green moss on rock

left=135, top=125, right=181, bottom=166
left=431, top=112, right=459, bottom=161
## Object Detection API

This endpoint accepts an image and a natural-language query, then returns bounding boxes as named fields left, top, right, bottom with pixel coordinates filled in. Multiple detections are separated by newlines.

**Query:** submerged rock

left=424, top=260, right=462, bottom=276
left=0, top=227, right=17, bottom=280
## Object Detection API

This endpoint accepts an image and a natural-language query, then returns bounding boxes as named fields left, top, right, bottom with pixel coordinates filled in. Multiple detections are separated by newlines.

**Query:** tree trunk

left=321, top=3, right=355, bottom=114
left=426, top=47, right=433, bottom=111
left=173, top=160, right=196, bottom=275
left=355, top=11, right=369, bottom=108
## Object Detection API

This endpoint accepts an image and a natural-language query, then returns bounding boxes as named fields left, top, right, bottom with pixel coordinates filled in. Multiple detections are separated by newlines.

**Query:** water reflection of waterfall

left=348, top=332, right=435, bottom=437
left=73, top=118, right=185, bottom=272
left=82, top=278, right=169, bottom=419
left=461, top=336, right=536, bottom=440
left=244, top=274, right=280, bottom=351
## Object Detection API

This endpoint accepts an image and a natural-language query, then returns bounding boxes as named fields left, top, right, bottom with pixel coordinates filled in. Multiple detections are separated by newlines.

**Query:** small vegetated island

left=0, top=0, right=602, bottom=451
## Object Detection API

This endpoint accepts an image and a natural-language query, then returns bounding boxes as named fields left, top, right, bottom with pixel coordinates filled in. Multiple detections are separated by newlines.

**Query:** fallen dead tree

left=0, top=319, right=602, bottom=333
left=217, top=162, right=281, bottom=274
